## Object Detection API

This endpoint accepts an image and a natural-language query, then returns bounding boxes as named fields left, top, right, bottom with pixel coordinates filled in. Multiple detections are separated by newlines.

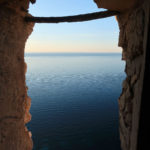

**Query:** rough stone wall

left=94, top=0, right=150, bottom=150
left=0, top=1, right=34, bottom=150
left=0, top=0, right=149, bottom=150
left=117, top=1, right=150, bottom=150
left=94, top=0, right=139, bottom=12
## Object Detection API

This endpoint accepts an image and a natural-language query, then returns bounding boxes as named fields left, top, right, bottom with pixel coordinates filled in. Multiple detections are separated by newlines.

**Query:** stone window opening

left=0, top=0, right=149, bottom=150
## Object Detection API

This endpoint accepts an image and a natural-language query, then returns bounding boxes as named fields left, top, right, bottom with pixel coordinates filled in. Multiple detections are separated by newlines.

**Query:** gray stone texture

left=94, top=0, right=150, bottom=150
left=117, top=1, right=150, bottom=150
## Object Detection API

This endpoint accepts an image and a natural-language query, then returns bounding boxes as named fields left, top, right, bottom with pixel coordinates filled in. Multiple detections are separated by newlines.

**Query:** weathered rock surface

left=117, top=1, right=150, bottom=150
left=94, top=0, right=139, bottom=12
left=94, top=0, right=150, bottom=150
left=0, top=0, right=149, bottom=150
left=0, top=1, right=34, bottom=150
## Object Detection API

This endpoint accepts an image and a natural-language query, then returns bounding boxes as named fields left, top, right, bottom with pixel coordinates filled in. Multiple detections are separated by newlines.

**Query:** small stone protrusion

left=24, top=112, right=31, bottom=124
left=30, top=0, right=36, bottom=4
left=24, top=62, right=27, bottom=74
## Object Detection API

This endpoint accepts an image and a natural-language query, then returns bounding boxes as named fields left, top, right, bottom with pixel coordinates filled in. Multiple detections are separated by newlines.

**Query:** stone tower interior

left=0, top=0, right=149, bottom=150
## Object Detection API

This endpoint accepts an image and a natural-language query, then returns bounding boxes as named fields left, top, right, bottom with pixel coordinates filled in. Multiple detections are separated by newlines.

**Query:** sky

left=25, top=0, right=121, bottom=53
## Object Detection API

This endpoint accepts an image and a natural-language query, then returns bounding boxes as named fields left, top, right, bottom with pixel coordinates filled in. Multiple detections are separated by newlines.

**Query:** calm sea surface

left=25, top=53, right=125, bottom=150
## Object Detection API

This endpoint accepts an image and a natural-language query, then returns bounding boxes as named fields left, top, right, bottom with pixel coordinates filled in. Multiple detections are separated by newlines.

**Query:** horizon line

left=25, top=52, right=122, bottom=54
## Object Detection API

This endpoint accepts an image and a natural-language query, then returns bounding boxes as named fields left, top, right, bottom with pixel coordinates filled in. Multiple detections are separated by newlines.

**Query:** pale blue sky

left=25, top=0, right=121, bottom=53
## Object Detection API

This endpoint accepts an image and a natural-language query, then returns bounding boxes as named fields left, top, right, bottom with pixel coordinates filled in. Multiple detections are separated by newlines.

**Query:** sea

left=25, top=53, right=126, bottom=150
